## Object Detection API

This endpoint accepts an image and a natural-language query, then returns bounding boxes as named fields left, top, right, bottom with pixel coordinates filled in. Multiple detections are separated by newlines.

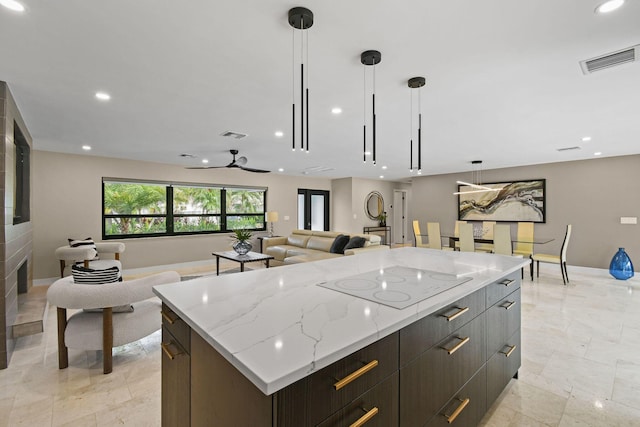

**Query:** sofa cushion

left=285, top=252, right=343, bottom=264
left=330, top=234, right=351, bottom=254
left=344, top=236, right=367, bottom=250
left=287, top=234, right=311, bottom=248
left=265, top=245, right=291, bottom=262
left=306, top=236, right=336, bottom=252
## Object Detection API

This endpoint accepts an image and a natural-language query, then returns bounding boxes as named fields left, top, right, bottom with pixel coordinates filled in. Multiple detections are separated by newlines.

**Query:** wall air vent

left=220, top=130, right=248, bottom=139
left=557, top=146, right=581, bottom=152
left=580, top=45, right=639, bottom=74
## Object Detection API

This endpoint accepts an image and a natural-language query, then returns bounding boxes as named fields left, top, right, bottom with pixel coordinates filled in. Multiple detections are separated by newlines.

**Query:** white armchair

left=46, top=270, right=180, bottom=374
left=55, top=241, right=125, bottom=278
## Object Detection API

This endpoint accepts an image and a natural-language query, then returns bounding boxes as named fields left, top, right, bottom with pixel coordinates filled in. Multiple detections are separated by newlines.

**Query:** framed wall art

left=457, top=179, right=546, bottom=223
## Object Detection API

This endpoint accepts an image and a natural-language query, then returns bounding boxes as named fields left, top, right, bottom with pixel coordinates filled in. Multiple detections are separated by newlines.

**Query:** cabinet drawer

left=486, top=288, right=521, bottom=357
left=400, top=287, right=485, bottom=366
left=400, top=313, right=486, bottom=427
left=487, top=329, right=521, bottom=408
left=486, top=272, right=520, bottom=308
left=277, top=332, right=399, bottom=427
left=161, top=303, right=190, bottom=352
left=425, top=365, right=487, bottom=427
left=161, top=327, right=190, bottom=427
left=317, top=372, right=398, bottom=427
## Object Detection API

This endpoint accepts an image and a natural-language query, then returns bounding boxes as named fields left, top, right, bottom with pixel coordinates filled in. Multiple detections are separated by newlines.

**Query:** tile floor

left=1, top=262, right=639, bottom=426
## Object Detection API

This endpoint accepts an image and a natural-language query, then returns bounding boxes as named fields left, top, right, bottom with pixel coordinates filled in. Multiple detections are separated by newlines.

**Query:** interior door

left=298, top=189, right=330, bottom=231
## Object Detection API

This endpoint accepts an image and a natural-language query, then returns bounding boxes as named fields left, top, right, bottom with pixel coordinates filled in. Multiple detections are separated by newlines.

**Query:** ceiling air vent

left=580, top=45, right=639, bottom=74
left=557, top=146, right=581, bottom=152
left=220, top=130, right=248, bottom=139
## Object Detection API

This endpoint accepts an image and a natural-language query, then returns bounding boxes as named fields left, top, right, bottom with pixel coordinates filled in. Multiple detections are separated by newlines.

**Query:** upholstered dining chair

left=413, top=220, right=429, bottom=248
left=531, top=224, right=572, bottom=285
left=47, top=270, right=180, bottom=373
left=458, top=223, right=476, bottom=252
left=426, top=222, right=454, bottom=251
left=512, top=222, right=534, bottom=258
left=453, top=220, right=466, bottom=249
left=475, top=221, right=496, bottom=253
left=494, top=224, right=529, bottom=279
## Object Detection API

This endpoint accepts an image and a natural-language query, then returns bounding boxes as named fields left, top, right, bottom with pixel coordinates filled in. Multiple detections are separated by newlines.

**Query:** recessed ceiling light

left=595, top=0, right=624, bottom=13
left=202, top=159, right=209, bottom=164
left=582, top=136, right=592, bottom=142
left=274, top=131, right=284, bottom=137
left=381, top=165, right=387, bottom=170
left=417, top=170, right=422, bottom=175
left=0, top=0, right=25, bottom=12
left=95, top=91, right=111, bottom=101
left=594, top=152, right=602, bottom=156
left=82, top=145, right=91, bottom=151
left=379, top=175, right=384, bottom=179
left=365, top=151, right=371, bottom=156
left=331, top=107, right=342, bottom=114
left=278, top=168, right=284, bottom=172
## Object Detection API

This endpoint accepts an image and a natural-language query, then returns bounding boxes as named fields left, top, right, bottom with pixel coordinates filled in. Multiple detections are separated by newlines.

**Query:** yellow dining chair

left=513, top=222, right=534, bottom=258
left=458, top=223, right=476, bottom=252
left=413, top=220, right=428, bottom=248
left=531, top=224, right=572, bottom=285
left=453, top=220, right=466, bottom=249
left=494, top=224, right=529, bottom=278
left=475, top=221, right=495, bottom=253
left=427, top=222, right=454, bottom=251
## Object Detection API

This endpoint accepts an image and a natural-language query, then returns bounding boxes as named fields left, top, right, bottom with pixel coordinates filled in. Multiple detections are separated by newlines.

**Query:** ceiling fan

left=186, top=149, right=270, bottom=173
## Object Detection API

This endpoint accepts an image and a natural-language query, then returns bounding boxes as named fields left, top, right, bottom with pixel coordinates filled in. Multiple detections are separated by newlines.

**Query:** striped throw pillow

left=68, top=237, right=99, bottom=260
left=71, top=265, right=119, bottom=284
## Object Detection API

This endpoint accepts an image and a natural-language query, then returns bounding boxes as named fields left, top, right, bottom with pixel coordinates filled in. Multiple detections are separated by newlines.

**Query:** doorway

left=298, top=189, right=330, bottom=231
left=393, top=190, right=408, bottom=244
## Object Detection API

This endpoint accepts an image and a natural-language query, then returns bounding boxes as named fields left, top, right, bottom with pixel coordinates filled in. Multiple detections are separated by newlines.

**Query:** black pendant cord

left=418, top=113, right=422, bottom=171
left=300, top=63, right=304, bottom=151
left=306, top=88, right=309, bottom=152
left=372, top=93, right=376, bottom=165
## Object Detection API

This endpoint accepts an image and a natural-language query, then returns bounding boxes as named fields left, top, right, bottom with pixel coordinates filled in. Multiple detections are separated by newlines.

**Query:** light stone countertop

left=153, top=247, right=528, bottom=395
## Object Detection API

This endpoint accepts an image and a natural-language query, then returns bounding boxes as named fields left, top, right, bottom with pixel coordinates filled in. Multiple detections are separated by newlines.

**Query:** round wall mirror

left=365, top=191, right=384, bottom=220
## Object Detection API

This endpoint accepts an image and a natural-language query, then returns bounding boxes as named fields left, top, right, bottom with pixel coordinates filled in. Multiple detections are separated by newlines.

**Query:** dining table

left=441, top=234, right=554, bottom=249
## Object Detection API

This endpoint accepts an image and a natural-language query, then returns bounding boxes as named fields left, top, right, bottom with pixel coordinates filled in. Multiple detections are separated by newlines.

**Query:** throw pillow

left=68, top=237, right=99, bottom=259
left=343, top=236, right=366, bottom=251
left=330, top=234, right=351, bottom=254
left=71, top=265, right=133, bottom=313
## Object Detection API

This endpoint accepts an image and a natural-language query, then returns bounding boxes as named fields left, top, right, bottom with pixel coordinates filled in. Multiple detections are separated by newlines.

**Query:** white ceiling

left=1, top=0, right=639, bottom=181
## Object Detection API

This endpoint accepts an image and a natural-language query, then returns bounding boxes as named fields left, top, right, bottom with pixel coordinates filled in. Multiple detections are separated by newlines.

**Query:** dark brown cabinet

left=160, top=273, right=522, bottom=427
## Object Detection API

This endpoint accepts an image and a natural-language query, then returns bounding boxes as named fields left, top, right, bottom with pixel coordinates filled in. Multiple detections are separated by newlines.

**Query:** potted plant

left=231, top=228, right=253, bottom=255
left=377, top=212, right=387, bottom=227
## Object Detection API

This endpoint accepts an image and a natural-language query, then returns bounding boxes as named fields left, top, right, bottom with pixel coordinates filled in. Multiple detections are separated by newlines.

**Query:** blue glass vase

left=609, top=248, right=634, bottom=280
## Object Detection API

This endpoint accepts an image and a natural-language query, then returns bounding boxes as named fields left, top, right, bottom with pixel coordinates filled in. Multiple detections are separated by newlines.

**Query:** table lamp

left=266, top=211, right=279, bottom=237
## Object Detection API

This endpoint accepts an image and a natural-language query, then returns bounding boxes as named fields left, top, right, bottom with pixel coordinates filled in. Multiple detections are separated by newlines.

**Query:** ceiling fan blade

left=239, top=166, right=270, bottom=173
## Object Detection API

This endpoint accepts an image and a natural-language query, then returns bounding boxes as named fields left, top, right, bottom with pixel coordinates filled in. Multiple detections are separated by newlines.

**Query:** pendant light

left=408, top=77, right=425, bottom=174
left=361, top=50, right=381, bottom=164
left=453, top=160, right=503, bottom=195
left=288, top=7, right=313, bottom=153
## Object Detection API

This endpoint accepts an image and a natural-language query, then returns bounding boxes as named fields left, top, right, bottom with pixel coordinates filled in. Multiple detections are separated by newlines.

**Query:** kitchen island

left=154, top=247, right=528, bottom=426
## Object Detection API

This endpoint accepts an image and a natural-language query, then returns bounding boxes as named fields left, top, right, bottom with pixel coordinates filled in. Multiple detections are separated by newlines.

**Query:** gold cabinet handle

left=499, top=279, right=515, bottom=286
left=161, top=310, right=177, bottom=324
left=442, top=336, right=470, bottom=355
left=500, top=344, right=517, bottom=358
left=334, top=360, right=379, bottom=390
left=442, top=306, right=470, bottom=322
left=161, top=342, right=183, bottom=360
left=500, top=300, right=516, bottom=310
left=445, top=398, right=470, bottom=424
left=350, top=406, right=378, bottom=427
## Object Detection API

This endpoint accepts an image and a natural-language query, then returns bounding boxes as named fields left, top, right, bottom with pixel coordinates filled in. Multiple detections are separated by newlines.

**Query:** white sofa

left=263, top=229, right=388, bottom=266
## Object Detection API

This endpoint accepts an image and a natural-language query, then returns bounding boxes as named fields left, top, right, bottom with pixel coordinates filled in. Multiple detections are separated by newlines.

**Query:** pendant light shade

left=288, top=7, right=313, bottom=153
left=361, top=50, right=381, bottom=165
left=408, top=77, right=426, bottom=174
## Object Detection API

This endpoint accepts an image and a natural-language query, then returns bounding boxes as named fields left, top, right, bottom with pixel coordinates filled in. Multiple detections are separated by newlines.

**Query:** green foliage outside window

left=103, top=180, right=266, bottom=238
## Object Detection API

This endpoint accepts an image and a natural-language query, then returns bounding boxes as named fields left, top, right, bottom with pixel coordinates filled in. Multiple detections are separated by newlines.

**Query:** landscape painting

left=457, top=179, right=546, bottom=223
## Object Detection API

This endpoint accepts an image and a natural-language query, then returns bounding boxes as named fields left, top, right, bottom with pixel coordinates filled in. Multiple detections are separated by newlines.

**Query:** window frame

left=102, top=178, right=267, bottom=239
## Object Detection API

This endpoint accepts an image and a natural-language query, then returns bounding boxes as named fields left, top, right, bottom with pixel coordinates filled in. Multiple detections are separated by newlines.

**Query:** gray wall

left=32, top=151, right=332, bottom=279
left=1, top=82, right=34, bottom=369
left=410, top=155, right=640, bottom=269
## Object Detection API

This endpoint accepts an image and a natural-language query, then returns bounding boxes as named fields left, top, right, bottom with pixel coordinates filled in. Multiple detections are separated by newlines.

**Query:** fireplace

left=17, top=261, right=28, bottom=294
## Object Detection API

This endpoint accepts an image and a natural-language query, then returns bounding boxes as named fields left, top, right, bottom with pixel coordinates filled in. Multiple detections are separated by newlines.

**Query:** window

left=13, top=123, right=30, bottom=225
left=103, top=179, right=266, bottom=239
